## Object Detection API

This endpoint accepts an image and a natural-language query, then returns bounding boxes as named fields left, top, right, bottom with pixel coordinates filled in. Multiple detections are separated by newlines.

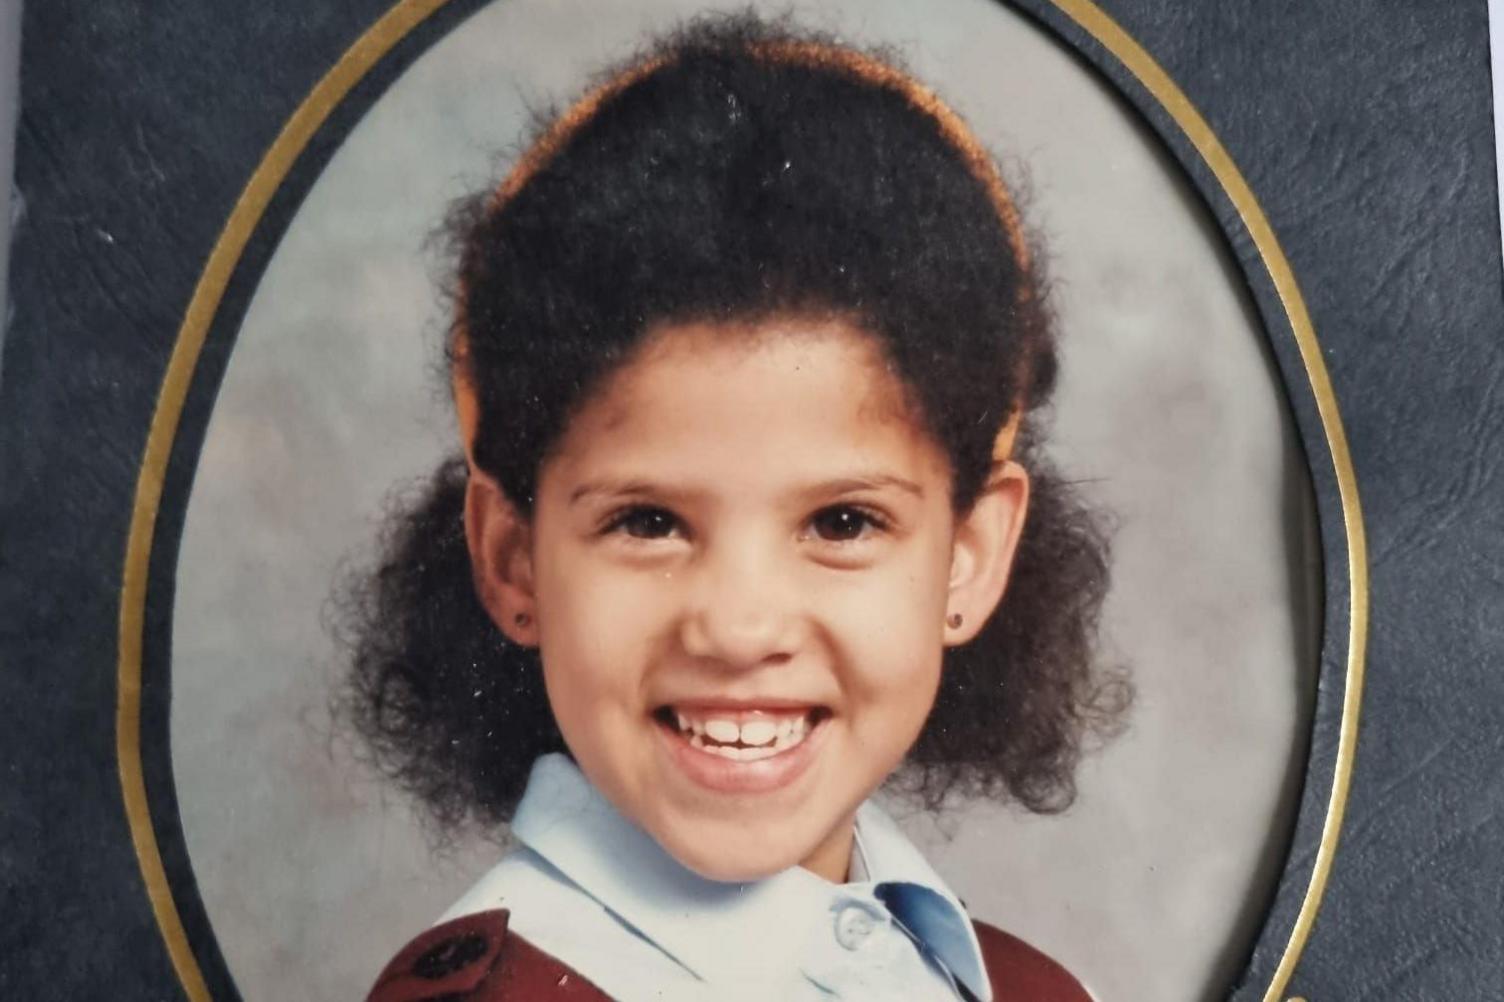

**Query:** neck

left=798, top=814, right=858, bottom=883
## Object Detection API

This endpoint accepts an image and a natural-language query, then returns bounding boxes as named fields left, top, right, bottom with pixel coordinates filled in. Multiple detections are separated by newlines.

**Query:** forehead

left=545, top=318, right=946, bottom=485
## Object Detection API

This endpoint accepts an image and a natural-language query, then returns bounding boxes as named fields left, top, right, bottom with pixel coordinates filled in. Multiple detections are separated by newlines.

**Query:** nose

left=678, top=536, right=803, bottom=669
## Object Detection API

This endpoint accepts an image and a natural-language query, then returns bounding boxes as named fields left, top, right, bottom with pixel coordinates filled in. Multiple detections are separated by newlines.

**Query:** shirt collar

left=510, top=753, right=990, bottom=1000
left=851, top=801, right=991, bottom=999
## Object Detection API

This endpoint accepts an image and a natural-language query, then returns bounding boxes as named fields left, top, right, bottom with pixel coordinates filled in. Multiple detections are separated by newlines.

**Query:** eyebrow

left=811, top=474, right=926, bottom=499
left=568, top=473, right=925, bottom=506
left=569, top=479, right=694, bottom=506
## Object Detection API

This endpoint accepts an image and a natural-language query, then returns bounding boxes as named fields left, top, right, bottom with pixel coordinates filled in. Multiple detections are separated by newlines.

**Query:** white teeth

left=739, top=720, right=778, bottom=746
left=670, top=708, right=821, bottom=758
left=773, top=720, right=806, bottom=751
left=704, top=719, right=740, bottom=743
left=697, top=743, right=784, bottom=762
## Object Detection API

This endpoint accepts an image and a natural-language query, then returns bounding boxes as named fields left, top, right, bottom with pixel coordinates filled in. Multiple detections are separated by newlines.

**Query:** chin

left=657, top=821, right=815, bottom=884
left=677, top=852, right=801, bottom=884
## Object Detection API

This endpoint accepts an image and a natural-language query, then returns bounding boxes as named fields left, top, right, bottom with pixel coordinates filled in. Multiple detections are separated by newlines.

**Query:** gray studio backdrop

left=170, top=1, right=1318, bottom=999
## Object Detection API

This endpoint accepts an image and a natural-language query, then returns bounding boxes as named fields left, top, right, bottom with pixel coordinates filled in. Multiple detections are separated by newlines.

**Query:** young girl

left=342, top=13, right=1124, bottom=1001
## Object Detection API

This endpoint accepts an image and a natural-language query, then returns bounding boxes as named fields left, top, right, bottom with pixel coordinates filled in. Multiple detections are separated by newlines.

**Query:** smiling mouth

left=652, top=706, right=831, bottom=761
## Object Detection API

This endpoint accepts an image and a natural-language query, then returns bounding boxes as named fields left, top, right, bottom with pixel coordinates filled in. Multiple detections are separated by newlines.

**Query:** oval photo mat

left=125, top=1, right=1355, bottom=1001
left=999, top=13, right=1357, bottom=1002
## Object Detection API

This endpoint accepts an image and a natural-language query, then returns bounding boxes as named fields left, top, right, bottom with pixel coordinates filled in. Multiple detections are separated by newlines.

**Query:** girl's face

left=471, top=318, right=1026, bottom=882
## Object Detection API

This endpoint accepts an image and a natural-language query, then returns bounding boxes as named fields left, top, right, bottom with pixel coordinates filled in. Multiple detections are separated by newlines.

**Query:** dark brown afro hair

left=333, top=10, right=1129, bottom=835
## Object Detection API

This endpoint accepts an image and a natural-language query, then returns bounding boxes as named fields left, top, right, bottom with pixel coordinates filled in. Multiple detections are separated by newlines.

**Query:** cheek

left=822, top=544, right=952, bottom=702
left=532, top=546, right=670, bottom=702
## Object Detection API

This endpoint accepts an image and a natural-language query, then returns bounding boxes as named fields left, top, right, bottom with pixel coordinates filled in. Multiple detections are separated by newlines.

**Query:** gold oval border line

left=116, top=2, right=1368, bottom=1001
left=1047, top=3, right=1368, bottom=999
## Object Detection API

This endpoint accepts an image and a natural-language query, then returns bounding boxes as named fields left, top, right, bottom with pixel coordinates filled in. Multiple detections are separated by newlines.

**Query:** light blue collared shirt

left=442, top=754, right=991, bottom=1001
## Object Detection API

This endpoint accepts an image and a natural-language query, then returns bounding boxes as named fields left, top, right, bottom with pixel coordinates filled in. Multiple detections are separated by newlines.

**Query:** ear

left=464, top=470, right=540, bottom=647
left=944, top=460, right=1030, bottom=646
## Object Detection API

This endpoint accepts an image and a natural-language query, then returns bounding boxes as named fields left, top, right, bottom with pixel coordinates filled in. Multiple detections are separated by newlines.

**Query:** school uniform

left=367, top=754, right=1091, bottom=1002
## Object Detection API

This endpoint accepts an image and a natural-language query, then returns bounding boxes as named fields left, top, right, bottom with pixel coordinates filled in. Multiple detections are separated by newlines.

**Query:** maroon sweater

left=367, top=908, right=1091, bottom=1002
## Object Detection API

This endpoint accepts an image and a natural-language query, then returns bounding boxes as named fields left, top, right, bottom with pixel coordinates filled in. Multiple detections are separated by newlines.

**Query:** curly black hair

left=334, top=10, right=1128, bottom=835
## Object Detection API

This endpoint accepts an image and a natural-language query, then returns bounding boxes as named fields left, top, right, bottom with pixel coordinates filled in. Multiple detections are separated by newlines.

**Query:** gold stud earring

left=946, top=612, right=963, bottom=629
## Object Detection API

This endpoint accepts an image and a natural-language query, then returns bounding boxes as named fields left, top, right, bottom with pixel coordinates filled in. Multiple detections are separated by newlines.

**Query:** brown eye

left=809, top=505, right=884, bottom=542
left=607, top=506, right=681, bottom=540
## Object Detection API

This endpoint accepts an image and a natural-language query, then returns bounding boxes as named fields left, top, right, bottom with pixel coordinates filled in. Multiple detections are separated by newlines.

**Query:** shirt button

left=833, top=903, right=879, bottom=950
